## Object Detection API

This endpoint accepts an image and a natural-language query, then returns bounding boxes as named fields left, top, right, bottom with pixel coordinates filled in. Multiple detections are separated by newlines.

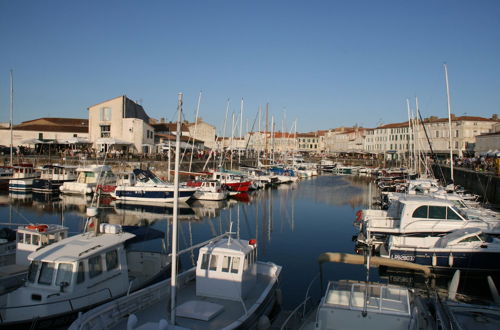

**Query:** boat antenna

left=170, top=92, right=183, bottom=325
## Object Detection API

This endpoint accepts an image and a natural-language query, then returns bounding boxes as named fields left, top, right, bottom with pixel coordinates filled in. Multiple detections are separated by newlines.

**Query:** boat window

left=77, top=261, right=85, bottom=284
left=458, top=236, right=481, bottom=243
left=17, top=232, right=24, bottom=243
left=429, top=206, right=446, bottom=219
left=200, top=254, right=209, bottom=270
left=446, top=207, right=462, bottom=220
left=32, top=234, right=40, bottom=246
left=412, top=206, right=428, bottom=218
left=89, top=255, right=103, bottom=278
left=25, top=233, right=32, bottom=245
left=38, top=262, right=55, bottom=285
left=231, top=257, right=240, bottom=274
left=55, top=263, right=73, bottom=286
left=222, top=256, right=231, bottom=273
left=28, top=261, right=40, bottom=283
left=209, top=255, right=218, bottom=271
left=106, top=250, right=118, bottom=270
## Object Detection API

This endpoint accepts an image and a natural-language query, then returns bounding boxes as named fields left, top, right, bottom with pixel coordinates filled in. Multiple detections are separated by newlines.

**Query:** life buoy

left=355, top=210, right=363, bottom=222
left=26, top=224, right=48, bottom=232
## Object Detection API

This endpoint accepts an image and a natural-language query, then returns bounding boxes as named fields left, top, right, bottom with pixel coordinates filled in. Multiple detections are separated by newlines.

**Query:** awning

left=20, top=138, right=43, bottom=145
left=96, top=138, right=132, bottom=145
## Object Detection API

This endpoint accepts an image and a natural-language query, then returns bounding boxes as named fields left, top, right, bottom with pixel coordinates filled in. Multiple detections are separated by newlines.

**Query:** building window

left=100, top=125, right=111, bottom=138
left=100, top=107, right=112, bottom=121
left=435, top=131, right=439, bottom=138
left=455, top=130, right=459, bottom=138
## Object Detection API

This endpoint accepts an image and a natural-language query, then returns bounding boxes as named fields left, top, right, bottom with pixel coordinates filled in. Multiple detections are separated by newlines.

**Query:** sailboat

left=69, top=93, right=282, bottom=330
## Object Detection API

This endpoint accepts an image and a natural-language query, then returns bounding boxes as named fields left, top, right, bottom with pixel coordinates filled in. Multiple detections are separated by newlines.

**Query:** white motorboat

left=59, top=164, right=116, bottom=195
left=187, top=179, right=228, bottom=201
left=111, top=169, right=196, bottom=203
left=0, top=222, right=170, bottom=328
left=357, top=195, right=500, bottom=246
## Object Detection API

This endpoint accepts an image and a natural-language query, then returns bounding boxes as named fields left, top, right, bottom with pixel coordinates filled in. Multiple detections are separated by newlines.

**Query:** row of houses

left=1, top=95, right=498, bottom=159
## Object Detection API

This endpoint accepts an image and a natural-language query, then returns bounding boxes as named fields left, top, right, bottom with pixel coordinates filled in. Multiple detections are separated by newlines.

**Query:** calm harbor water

left=1, top=174, right=497, bottom=313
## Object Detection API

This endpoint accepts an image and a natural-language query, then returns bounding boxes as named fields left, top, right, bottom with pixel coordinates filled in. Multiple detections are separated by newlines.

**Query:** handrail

left=280, top=297, right=311, bottom=330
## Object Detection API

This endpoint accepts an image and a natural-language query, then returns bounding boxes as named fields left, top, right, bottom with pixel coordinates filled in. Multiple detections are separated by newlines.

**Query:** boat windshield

left=27, top=261, right=41, bottom=283
left=479, top=233, right=493, bottom=243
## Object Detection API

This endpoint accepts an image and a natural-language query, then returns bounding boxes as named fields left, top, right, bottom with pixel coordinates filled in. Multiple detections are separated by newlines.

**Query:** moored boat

left=32, top=165, right=78, bottom=193
left=59, top=164, right=116, bottom=195
left=111, top=169, right=196, bottom=203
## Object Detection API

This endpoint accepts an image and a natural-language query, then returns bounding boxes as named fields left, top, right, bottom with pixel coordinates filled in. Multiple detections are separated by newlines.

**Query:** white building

left=88, top=96, right=155, bottom=154
left=0, top=117, right=89, bottom=149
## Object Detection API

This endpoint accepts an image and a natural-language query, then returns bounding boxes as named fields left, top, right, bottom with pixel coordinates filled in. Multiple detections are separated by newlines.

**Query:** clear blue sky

left=1, top=0, right=499, bottom=134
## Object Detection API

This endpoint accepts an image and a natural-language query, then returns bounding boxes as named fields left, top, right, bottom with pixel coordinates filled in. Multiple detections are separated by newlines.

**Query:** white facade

left=88, top=96, right=155, bottom=154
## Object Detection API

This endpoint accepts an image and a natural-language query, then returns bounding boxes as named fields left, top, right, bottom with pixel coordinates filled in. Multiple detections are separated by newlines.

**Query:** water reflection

left=1, top=175, right=498, bottom=310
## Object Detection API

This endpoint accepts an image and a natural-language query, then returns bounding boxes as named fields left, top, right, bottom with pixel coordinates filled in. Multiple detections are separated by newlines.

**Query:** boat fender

left=276, top=288, right=283, bottom=306
left=158, top=319, right=169, bottom=330
left=86, top=187, right=92, bottom=194
left=257, top=315, right=271, bottom=330
left=127, top=314, right=138, bottom=330
left=448, top=253, right=454, bottom=267
left=432, top=254, right=437, bottom=267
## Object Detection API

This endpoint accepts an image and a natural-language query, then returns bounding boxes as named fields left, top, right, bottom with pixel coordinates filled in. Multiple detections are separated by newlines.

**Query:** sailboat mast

left=444, top=63, right=454, bottom=183
left=9, top=69, right=14, bottom=166
left=219, top=99, right=230, bottom=168
left=170, top=92, right=183, bottom=325
left=406, top=99, right=412, bottom=172
left=239, top=98, right=243, bottom=165
left=188, top=91, right=202, bottom=173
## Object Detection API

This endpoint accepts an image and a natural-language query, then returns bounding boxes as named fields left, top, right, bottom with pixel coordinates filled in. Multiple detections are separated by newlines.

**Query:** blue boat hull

left=390, top=249, right=500, bottom=272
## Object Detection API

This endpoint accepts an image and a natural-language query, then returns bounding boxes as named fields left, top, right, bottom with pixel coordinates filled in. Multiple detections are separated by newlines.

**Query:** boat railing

left=0, top=287, right=112, bottom=324
left=279, top=273, right=319, bottom=329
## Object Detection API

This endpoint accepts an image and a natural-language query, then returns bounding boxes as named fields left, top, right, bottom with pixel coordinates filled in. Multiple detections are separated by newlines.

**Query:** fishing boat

left=59, top=164, right=116, bottom=195
left=210, top=170, right=253, bottom=194
left=0, top=220, right=170, bottom=328
left=0, top=224, right=68, bottom=294
left=111, top=169, right=196, bottom=203
left=69, top=235, right=282, bottom=330
left=32, top=165, right=78, bottom=193
left=186, top=179, right=228, bottom=201
left=380, top=228, right=500, bottom=272
left=8, top=164, right=40, bottom=192
left=280, top=252, right=432, bottom=330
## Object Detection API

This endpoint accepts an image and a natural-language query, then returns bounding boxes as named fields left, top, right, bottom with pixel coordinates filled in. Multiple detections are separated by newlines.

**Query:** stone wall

left=435, top=165, right=500, bottom=205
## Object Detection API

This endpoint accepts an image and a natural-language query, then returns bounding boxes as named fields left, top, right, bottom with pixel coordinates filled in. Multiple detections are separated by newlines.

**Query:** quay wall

left=434, top=165, right=500, bottom=205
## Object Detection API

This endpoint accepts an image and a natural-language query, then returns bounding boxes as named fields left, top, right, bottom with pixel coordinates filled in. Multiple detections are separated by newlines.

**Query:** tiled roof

left=1, top=118, right=89, bottom=133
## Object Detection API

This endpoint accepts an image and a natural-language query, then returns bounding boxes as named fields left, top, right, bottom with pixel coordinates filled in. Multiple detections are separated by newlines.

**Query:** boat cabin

left=16, top=224, right=68, bottom=266
left=23, top=227, right=133, bottom=297
left=75, top=165, right=115, bottom=184
left=12, top=164, right=36, bottom=179
left=196, top=238, right=257, bottom=301
left=316, top=281, right=411, bottom=329
left=116, top=172, right=137, bottom=186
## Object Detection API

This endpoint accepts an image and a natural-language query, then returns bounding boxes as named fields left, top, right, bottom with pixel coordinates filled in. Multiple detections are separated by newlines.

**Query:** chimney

left=160, top=117, right=165, bottom=123
left=492, top=114, right=498, bottom=120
